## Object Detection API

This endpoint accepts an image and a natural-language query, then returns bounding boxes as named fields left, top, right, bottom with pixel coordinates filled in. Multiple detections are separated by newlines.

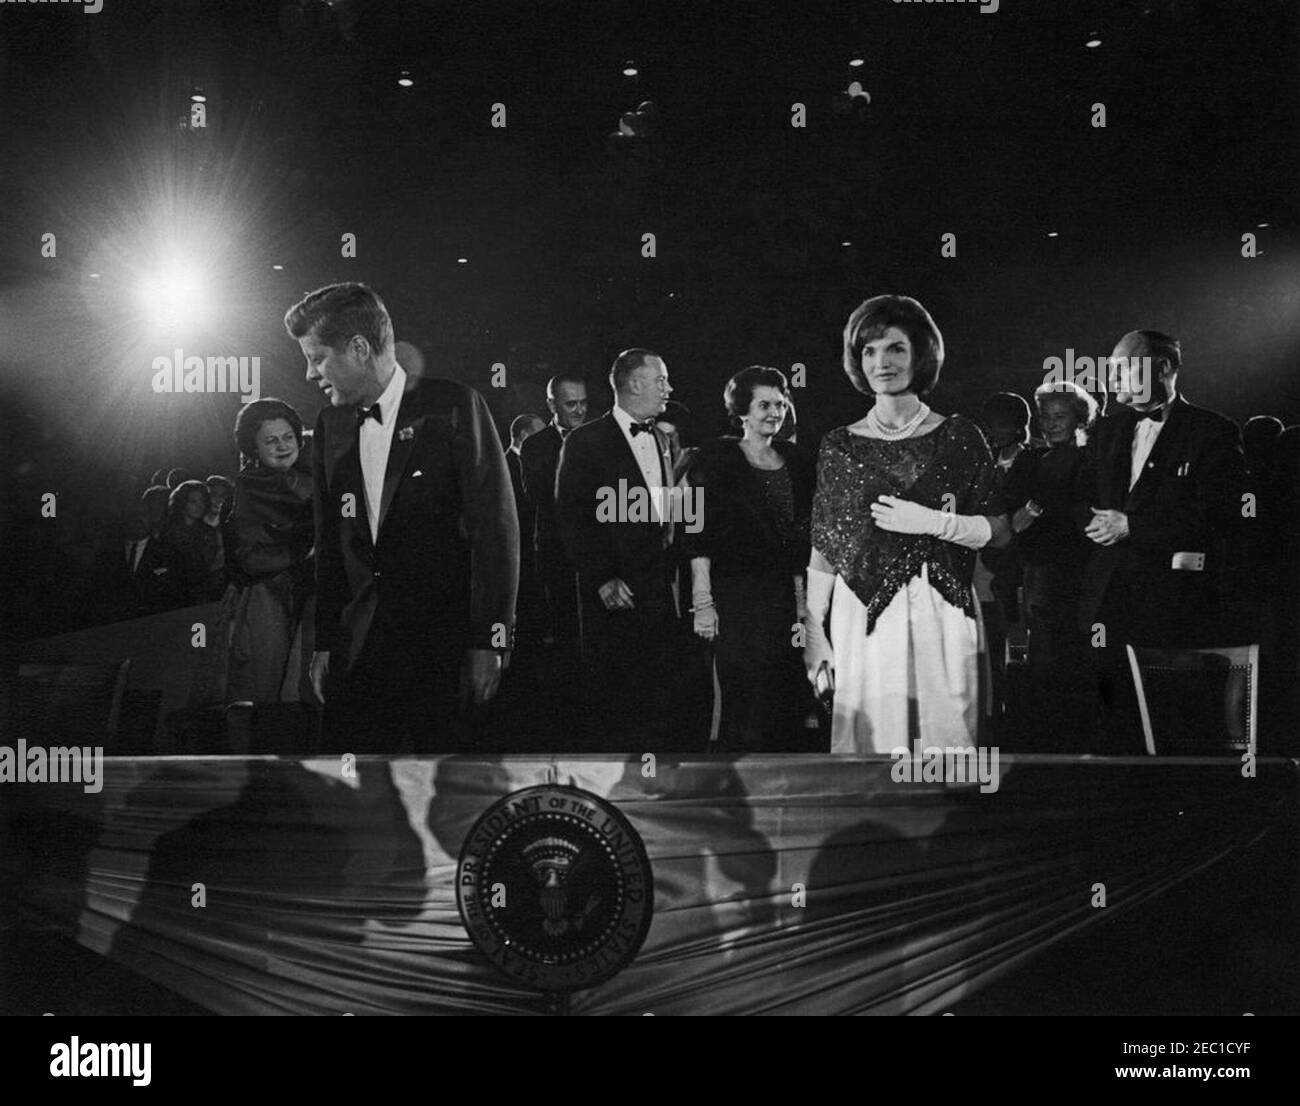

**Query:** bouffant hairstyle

left=842, top=295, right=944, bottom=397
left=165, top=480, right=210, bottom=528
left=1033, top=379, right=1099, bottom=431
left=724, top=365, right=790, bottom=424
left=234, top=398, right=304, bottom=464
left=980, top=391, right=1032, bottom=438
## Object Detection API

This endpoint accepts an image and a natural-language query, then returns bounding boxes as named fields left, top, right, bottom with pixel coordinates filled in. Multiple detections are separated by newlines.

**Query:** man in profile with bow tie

left=286, top=282, right=518, bottom=753
left=1076, top=329, right=1245, bottom=749
left=555, top=348, right=683, bottom=749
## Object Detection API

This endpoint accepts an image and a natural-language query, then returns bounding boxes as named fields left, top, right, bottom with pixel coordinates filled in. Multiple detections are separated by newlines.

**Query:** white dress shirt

left=1129, top=411, right=1166, bottom=491
left=358, top=363, right=407, bottom=542
left=611, top=402, right=666, bottom=520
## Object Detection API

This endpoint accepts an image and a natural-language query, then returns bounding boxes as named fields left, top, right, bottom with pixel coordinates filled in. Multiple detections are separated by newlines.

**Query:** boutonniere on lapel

left=398, top=425, right=415, bottom=442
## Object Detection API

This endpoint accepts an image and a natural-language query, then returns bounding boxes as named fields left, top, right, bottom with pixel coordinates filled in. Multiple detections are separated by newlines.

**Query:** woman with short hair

left=685, top=366, right=815, bottom=751
left=1001, top=379, right=1099, bottom=748
left=161, top=479, right=224, bottom=603
left=221, top=398, right=316, bottom=706
left=802, top=295, right=1012, bottom=753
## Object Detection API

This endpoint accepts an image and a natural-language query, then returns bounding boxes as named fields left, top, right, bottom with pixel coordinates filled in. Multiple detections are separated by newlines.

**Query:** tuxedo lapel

left=378, top=393, right=420, bottom=536
left=1107, top=412, right=1136, bottom=507
left=651, top=426, right=672, bottom=489
left=325, top=409, right=371, bottom=547
left=1126, top=397, right=1185, bottom=508
left=603, top=413, right=647, bottom=489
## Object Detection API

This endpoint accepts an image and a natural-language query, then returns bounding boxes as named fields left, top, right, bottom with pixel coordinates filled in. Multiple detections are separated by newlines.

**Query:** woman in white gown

left=801, top=295, right=1012, bottom=753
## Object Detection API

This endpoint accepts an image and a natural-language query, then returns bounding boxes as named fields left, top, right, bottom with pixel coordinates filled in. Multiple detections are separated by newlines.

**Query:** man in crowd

left=286, top=282, right=518, bottom=753
left=1077, top=328, right=1245, bottom=750
left=555, top=349, right=683, bottom=749
left=520, top=373, right=589, bottom=648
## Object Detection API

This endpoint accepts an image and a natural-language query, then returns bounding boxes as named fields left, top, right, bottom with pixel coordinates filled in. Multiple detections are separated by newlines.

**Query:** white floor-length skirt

left=828, top=563, right=987, bottom=754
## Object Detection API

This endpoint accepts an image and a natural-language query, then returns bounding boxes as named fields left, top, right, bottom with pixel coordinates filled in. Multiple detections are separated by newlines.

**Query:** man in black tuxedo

left=520, top=373, right=589, bottom=643
left=131, top=484, right=185, bottom=614
left=1076, top=329, right=1245, bottom=746
left=506, top=414, right=545, bottom=519
left=555, top=350, right=684, bottom=750
left=505, top=413, right=545, bottom=651
left=80, top=485, right=174, bottom=622
left=286, top=283, right=518, bottom=753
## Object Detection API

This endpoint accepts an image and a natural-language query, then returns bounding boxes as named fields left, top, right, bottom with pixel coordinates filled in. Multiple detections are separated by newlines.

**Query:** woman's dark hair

left=658, top=399, right=694, bottom=445
left=234, top=398, right=305, bottom=464
left=724, top=365, right=790, bottom=424
left=842, top=294, right=944, bottom=397
left=980, top=391, right=1032, bottom=446
left=165, top=480, right=210, bottom=529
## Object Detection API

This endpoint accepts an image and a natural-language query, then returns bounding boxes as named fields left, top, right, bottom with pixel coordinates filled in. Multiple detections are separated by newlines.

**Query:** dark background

left=1, top=0, right=1296, bottom=635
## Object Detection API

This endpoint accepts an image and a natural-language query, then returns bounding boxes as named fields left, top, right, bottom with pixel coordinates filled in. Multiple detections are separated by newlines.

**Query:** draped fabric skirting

left=1, top=753, right=1293, bottom=1015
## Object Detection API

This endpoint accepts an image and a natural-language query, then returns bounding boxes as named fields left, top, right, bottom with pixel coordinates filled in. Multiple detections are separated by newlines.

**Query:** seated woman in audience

left=202, top=474, right=234, bottom=582
left=802, top=294, right=1012, bottom=753
left=161, top=480, right=224, bottom=603
left=221, top=399, right=316, bottom=705
left=685, top=367, right=815, bottom=751
left=1002, top=380, right=1099, bottom=750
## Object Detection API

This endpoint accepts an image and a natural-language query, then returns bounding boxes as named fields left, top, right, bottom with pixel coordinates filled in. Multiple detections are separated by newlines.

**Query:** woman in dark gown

left=1002, top=380, right=1099, bottom=749
left=221, top=399, right=315, bottom=705
left=160, top=480, right=225, bottom=604
left=684, top=366, right=815, bottom=751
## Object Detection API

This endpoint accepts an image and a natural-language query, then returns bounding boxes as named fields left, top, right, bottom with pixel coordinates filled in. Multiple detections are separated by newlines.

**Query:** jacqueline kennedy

left=802, top=295, right=1012, bottom=753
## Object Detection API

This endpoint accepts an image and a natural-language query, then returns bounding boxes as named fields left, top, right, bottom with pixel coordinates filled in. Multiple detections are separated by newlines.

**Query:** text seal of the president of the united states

left=456, top=784, right=654, bottom=992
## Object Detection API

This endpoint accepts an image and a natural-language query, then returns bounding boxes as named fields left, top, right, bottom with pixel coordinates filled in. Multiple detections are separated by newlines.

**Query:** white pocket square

left=411, top=470, right=424, bottom=478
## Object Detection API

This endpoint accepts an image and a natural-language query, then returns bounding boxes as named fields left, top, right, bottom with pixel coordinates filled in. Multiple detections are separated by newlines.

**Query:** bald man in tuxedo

left=555, top=349, right=685, bottom=750
left=1076, top=329, right=1245, bottom=749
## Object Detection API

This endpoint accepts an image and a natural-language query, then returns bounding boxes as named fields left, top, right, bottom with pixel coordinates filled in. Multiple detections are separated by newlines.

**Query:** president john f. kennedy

left=286, top=283, right=519, bottom=752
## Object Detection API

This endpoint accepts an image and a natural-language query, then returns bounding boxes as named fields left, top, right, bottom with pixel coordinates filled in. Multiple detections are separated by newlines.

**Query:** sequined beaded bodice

left=811, top=414, right=1003, bottom=634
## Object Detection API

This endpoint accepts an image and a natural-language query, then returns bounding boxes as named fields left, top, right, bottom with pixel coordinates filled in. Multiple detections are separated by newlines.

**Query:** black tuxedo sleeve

left=312, top=413, right=349, bottom=654
left=454, top=387, right=519, bottom=649
left=519, top=431, right=550, bottom=553
left=1126, top=416, right=1244, bottom=554
left=519, top=433, right=545, bottom=511
left=555, top=430, right=619, bottom=588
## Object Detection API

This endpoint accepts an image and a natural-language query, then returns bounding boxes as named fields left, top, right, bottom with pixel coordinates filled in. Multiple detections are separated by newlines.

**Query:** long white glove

left=689, top=557, right=718, bottom=640
left=802, top=566, right=835, bottom=684
left=870, top=495, right=993, bottom=550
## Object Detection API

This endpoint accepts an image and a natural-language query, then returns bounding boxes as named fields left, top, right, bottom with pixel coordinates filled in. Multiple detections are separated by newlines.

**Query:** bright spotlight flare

left=135, top=255, right=211, bottom=331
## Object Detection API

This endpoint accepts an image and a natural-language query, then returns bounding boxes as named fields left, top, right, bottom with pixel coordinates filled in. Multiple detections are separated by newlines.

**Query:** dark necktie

left=629, top=419, right=655, bottom=437
left=1135, top=406, right=1164, bottom=422
left=357, top=402, right=383, bottom=426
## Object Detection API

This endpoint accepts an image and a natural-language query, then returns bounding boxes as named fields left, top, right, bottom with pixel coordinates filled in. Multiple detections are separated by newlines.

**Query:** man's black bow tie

left=357, top=402, right=383, bottom=426
left=629, top=420, right=656, bottom=437
left=1135, top=406, right=1165, bottom=423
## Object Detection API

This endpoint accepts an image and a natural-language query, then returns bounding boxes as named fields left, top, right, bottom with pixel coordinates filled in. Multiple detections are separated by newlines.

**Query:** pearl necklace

left=867, top=401, right=930, bottom=440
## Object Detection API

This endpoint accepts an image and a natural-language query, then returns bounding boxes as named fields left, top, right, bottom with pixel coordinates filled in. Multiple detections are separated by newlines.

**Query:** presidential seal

left=456, top=784, right=654, bottom=992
